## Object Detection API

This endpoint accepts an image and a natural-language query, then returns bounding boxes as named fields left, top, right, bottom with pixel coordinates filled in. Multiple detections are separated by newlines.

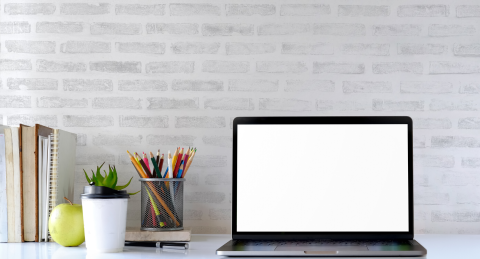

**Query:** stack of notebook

left=0, top=124, right=76, bottom=242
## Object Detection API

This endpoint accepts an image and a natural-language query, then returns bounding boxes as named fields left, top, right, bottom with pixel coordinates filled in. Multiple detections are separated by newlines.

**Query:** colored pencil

left=171, top=147, right=179, bottom=173
left=181, top=148, right=196, bottom=178
left=127, top=151, right=180, bottom=226
left=156, top=150, right=160, bottom=167
left=173, top=148, right=184, bottom=178
left=150, top=152, right=162, bottom=178
left=177, top=161, right=184, bottom=178
left=166, top=151, right=173, bottom=179
left=159, top=154, right=164, bottom=177
left=143, top=152, right=150, bottom=172
left=136, top=152, right=153, bottom=178
left=182, top=148, right=191, bottom=171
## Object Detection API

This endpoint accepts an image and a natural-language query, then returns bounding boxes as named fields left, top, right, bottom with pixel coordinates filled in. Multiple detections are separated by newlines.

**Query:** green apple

left=49, top=197, right=85, bottom=247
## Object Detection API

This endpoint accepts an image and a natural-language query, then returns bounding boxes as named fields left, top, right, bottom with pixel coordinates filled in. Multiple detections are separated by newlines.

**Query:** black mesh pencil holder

left=139, top=178, right=185, bottom=231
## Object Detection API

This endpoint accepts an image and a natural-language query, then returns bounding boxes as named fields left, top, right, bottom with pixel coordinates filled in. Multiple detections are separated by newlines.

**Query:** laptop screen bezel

left=232, top=116, right=414, bottom=240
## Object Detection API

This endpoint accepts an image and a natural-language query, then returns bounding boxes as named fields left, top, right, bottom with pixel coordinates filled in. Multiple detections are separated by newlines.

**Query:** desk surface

left=1, top=234, right=479, bottom=259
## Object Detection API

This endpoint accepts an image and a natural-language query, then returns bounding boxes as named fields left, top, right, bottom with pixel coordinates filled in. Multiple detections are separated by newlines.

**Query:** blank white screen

left=237, top=124, right=409, bottom=232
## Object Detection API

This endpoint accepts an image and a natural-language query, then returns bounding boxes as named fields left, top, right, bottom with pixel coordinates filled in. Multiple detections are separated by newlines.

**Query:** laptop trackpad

left=275, top=246, right=368, bottom=251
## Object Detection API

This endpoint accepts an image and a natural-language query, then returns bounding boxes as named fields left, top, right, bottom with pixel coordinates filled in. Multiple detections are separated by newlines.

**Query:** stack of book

left=0, top=124, right=77, bottom=242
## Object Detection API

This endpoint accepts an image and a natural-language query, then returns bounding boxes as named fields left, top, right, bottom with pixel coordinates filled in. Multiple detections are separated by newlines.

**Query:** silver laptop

left=217, top=117, right=427, bottom=256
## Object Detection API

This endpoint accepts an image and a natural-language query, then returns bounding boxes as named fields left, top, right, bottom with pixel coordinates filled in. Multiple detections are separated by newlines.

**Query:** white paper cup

left=82, top=198, right=128, bottom=253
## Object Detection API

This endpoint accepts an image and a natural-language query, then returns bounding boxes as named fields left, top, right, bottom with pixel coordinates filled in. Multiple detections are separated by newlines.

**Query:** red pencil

left=173, top=148, right=184, bottom=178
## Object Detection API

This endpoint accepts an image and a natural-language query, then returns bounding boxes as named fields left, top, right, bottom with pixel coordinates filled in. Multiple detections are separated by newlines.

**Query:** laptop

left=216, top=117, right=427, bottom=256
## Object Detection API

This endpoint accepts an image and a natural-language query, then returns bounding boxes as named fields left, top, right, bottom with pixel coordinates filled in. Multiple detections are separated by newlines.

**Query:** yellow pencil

left=182, top=148, right=196, bottom=178
left=171, top=147, right=179, bottom=176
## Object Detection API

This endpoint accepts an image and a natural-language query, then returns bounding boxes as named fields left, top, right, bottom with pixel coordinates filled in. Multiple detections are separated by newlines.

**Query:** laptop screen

left=236, top=124, right=409, bottom=232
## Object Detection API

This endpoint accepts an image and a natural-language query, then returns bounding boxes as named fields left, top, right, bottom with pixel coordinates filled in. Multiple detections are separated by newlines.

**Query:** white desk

left=0, top=234, right=479, bottom=258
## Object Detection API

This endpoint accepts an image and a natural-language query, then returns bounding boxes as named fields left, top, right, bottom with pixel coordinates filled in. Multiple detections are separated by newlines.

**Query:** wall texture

left=1, top=0, right=480, bottom=234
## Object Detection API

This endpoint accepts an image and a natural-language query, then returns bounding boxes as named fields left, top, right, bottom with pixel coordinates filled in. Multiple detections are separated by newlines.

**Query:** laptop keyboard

left=235, top=240, right=412, bottom=246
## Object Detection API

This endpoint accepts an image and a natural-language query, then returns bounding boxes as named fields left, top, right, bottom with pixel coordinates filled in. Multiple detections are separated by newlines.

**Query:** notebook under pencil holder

left=139, top=178, right=184, bottom=231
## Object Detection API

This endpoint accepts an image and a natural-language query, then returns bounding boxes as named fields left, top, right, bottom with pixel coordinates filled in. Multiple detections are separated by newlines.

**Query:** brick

left=397, top=43, right=447, bottom=55
left=414, top=155, right=454, bottom=168
left=313, top=23, right=365, bottom=36
left=185, top=192, right=225, bottom=203
left=77, top=134, right=86, bottom=146
left=63, top=115, right=114, bottom=127
left=170, top=4, right=220, bottom=16
left=398, top=5, right=448, bottom=17
left=37, top=59, right=85, bottom=72
left=432, top=136, right=480, bottom=148
left=338, top=5, right=389, bottom=16
left=115, top=4, right=164, bottom=15
left=286, top=80, right=334, bottom=92
left=458, top=191, right=480, bottom=203
left=432, top=211, right=480, bottom=222
left=459, top=118, right=480, bottom=129
left=60, top=3, right=109, bottom=15
left=400, top=82, right=453, bottom=94
left=413, top=118, right=451, bottom=129
left=203, top=61, right=249, bottom=73
left=93, top=97, right=142, bottom=109
left=460, top=83, right=480, bottom=94
left=227, top=4, right=275, bottom=16
left=373, top=24, right=421, bottom=36
left=202, top=24, right=253, bottom=36
left=456, top=5, right=480, bottom=18
left=190, top=226, right=226, bottom=234
left=257, top=61, right=307, bottom=73
left=147, top=97, right=198, bottom=109
left=280, top=4, right=330, bottom=16
left=414, top=192, right=449, bottom=205
left=209, top=209, right=231, bottom=220
left=4, top=3, right=55, bottom=15
left=90, top=61, right=141, bottom=73
left=462, top=157, right=480, bottom=168
left=282, top=43, right=333, bottom=55
left=146, top=135, right=195, bottom=146
left=146, top=61, right=194, bottom=73
left=194, top=155, right=228, bottom=167
left=429, top=24, right=476, bottom=36
left=116, top=42, right=165, bottom=54
left=226, top=43, right=275, bottom=55
left=119, top=116, right=168, bottom=128
left=203, top=136, right=232, bottom=148
left=118, top=80, right=167, bottom=91
left=442, top=173, right=479, bottom=186
left=0, top=96, right=31, bottom=108
left=7, top=115, right=57, bottom=127
left=7, top=78, right=57, bottom=90
left=373, top=62, right=423, bottom=74
left=36, top=22, right=82, bottom=33
left=314, top=62, right=364, bottom=74
left=258, top=24, right=310, bottom=35
left=430, top=62, right=480, bottom=74
left=184, top=210, right=203, bottom=220
left=342, top=43, right=389, bottom=56
left=454, top=43, right=480, bottom=57
left=204, top=98, right=254, bottom=110
left=172, top=80, right=223, bottom=91
left=317, top=100, right=369, bottom=111
left=146, top=23, right=198, bottom=35
left=259, top=98, right=311, bottom=111
left=76, top=154, right=115, bottom=165
left=5, top=40, right=55, bottom=54
left=430, top=99, right=480, bottom=111
left=91, top=23, right=141, bottom=35
left=60, top=41, right=110, bottom=53
left=63, top=79, right=112, bottom=91
left=175, top=116, right=225, bottom=128
left=92, top=134, right=142, bottom=146
left=172, top=42, right=219, bottom=54
left=0, top=59, right=32, bottom=71
left=0, top=22, right=30, bottom=34
left=413, top=135, right=426, bottom=148
left=229, top=79, right=278, bottom=92
left=373, top=99, right=424, bottom=111
left=37, top=97, right=87, bottom=108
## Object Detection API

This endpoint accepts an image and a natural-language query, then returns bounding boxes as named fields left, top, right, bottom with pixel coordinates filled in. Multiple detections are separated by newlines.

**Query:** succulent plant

left=83, top=162, right=139, bottom=195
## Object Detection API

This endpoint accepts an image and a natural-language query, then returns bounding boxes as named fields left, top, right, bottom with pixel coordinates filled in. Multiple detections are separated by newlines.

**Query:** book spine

left=0, top=133, right=7, bottom=242
left=47, top=132, right=58, bottom=242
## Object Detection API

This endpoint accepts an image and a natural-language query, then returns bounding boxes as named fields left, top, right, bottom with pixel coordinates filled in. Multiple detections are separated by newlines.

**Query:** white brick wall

left=1, top=0, right=480, bottom=234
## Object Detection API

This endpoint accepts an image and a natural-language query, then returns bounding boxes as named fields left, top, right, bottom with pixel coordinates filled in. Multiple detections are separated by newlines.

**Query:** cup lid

left=81, top=185, right=130, bottom=199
